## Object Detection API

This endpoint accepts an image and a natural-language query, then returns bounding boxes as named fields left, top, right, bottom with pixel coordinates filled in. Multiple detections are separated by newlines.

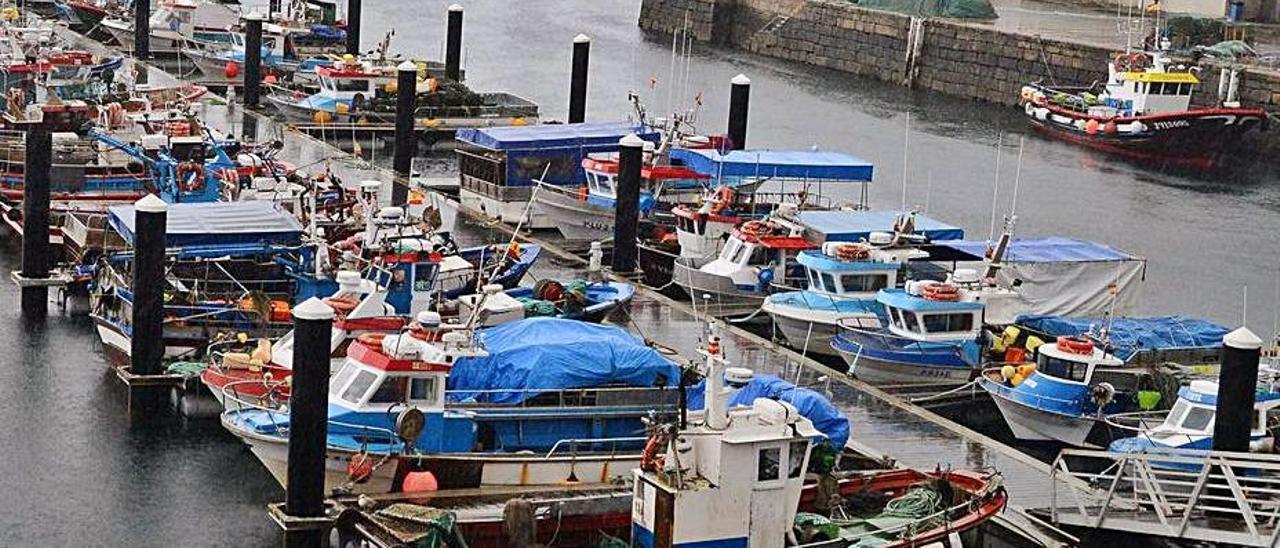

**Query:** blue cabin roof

left=670, top=148, right=874, bottom=181
left=934, top=237, right=1136, bottom=263
left=1178, top=385, right=1280, bottom=407
left=108, top=201, right=305, bottom=248
left=796, top=250, right=902, bottom=272
left=456, top=122, right=660, bottom=152
left=796, top=210, right=964, bottom=243
left=877, top=288, right=983, bottom=312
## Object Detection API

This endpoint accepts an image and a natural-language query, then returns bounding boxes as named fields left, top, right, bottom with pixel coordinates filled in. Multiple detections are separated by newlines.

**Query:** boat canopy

left=457, top=122, right=660, bottom=153
left=670, top=148, right=874, bottom=181
left=932, top=237, right=1135, bottom=263
left=445, top=317, right=680, bottom=404
left=687, top=373, right=850, bottom=449
left=796, top=210, right=964, bottom=243
left=107, top=201, right=304, bottom=248
left=878, top=288, right=984, bottom=312
left=1015, top=315, right=1228, bottom=362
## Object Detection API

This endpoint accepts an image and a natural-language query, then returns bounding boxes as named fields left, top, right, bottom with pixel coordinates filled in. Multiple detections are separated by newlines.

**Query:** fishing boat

left=675, top=209, right=960, bottom=320
left=221, top=316, right=683, bottom=493
left=978, top=315, right=1229, bottom=445
left=1019, top=46, right=1268, bottom=169
left=263, top=56, right=537, bottom=130
left=1108, top=378, right=1280, bottom=466
left=455, top=122, right=659, bottom=228
left=100, top=0, right=238, bottom=55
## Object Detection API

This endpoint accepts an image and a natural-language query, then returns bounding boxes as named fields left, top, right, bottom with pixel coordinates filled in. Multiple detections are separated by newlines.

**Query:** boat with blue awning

left=456, top=122, right=660, bottom=228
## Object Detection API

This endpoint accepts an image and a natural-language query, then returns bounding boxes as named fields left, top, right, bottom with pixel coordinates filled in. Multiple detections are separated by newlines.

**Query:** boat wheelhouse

left=101, top=0, right=238, bottom=56
left=1019, top=47, right=1268, bottom=169
left=455, top=122, right=659, bottom=228
left=1109, top=379, right=1280, bottom=465
left=222, top=316, right=682, bottom=493
left=833, top=287, right=986, bottom=384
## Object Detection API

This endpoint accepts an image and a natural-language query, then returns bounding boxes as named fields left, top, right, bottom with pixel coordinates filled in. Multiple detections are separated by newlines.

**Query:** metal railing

left=544, top=437, right=647, bottom=459
left=1050, top=447, right=1280, bottom=546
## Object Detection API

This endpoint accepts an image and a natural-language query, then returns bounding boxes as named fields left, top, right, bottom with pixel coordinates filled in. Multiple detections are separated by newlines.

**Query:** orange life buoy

left=740, top=220, right=771, bottom=237
left=921, top=283, right=960, bottom=302
left=176, top=162, right=205, bottom=192
left=356, top=332, right=386, bottom=347
left=711, top=186, right=734, bottom=213
left=834, top=243, right=871, bottom=261
left=1057, top=336, right=1094, bottom=355
left=324, top=296, right=359, bottom=314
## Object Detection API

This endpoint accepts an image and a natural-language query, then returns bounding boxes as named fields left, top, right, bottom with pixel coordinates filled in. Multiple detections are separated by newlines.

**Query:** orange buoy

left=264, top=73, right=278, bottom=85
left=323, top=295, right=359, bottom=314
left=1103, top=121, right=1118, bottom=134
left=402, top=471, right=439, bottom=493
left=313, top=110, right=333, bottom=125
left=1085, top=119, right=1100, bottom=135
left=224, top=61, right=239, bottom=78
left=347, top=453, right=373, bottom=483
left=1057, top=336, right=1094, bottom=355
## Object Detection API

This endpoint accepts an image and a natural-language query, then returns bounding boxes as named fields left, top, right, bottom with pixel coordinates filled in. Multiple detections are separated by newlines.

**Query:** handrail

left=544, top=436, right=647, bottom=459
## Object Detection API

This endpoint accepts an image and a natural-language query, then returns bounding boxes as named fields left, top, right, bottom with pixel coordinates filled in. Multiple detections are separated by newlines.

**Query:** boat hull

left=839, top=352, right=973, bottom=385
left=766, top=304, right=843, bottom=357
left=671, top=258, right=766, bottom=318
left=981, top=377, right=1099, bottom=445
left=533, top=188, right=615, bottom=242
left=459, top=187, right=555, bottom=229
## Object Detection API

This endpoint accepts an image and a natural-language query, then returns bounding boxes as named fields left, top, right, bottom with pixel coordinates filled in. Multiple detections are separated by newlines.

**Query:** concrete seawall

left=639, top=0, right=1280, bottom=112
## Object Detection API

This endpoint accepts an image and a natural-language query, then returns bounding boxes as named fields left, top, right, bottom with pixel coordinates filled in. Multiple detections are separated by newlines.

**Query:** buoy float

left=347, top=453, right=373, bottom=483
left=313, top=110, right=333, bottom=125
left=334, top=102, right=350, bottom=115
left=224, top=61, right=239, bottom=78
left=402, top=471, right=439, bottom=493
left=1085, top=119, right=1100, bottom=135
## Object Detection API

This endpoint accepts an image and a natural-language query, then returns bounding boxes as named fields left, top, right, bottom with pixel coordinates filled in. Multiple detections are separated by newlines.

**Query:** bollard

left=444, top=4, right=463, bottom=82
left=610, top=134, right=643, bottom=274
left=133, top=0, right=150, bottom=59
left=568, top=34, right=590, bottom=124
left=1212, top=327, right=1263, bottom=452
left=19, top=131, right=51, bottom=317
left=130, top=194, right=167, bottom=377
left=727, top=74, right=751, bottom=150
left=391, top=61, right=417, bottom=206
left=345, top=0, right=361, bottom=55
left=283, top=297, right=334, bottom=548
left=243, top=13, right=264, bottom=108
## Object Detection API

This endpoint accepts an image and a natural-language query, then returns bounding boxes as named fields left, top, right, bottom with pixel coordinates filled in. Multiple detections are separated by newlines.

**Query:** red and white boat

left=1020, top=47, right=1268, bottom=169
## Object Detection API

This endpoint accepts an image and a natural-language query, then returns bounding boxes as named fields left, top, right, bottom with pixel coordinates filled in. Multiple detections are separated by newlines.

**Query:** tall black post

left=20, top=131, right=51, bottom=317
left=611, top=134, right=643, bottom=274
left=284, top=297, right=334, bottom=548
left=727, top=74, right=751, bottom=150
left=568, top=34, right=590, bottom=124
left=345, top=0, right=361, bottom=55
left=1213, top=327, right=1264, bottom=452
left=244, top=14, right=264, bottom=108
left=391, top=61, right=418, bottom=207
left=130, top=195, right=167, bottom=377
left=444, top=4, right=463, bottom=82
left=133, top=0, right=150, bottom=58
left=268, top=0, right=281, bottom=19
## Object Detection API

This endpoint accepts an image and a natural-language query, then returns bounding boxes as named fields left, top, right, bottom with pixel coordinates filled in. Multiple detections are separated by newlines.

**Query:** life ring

left=1057, top=336, right=1094, bottom=355
left=356, top=332, right=386, bottom=347
left=324, top=295, right=359, bottom=314
left=408, top=324, right=439, bottom=341
left=740, top=220, right=771, bottom=237
left=711, top=186, right=734, bottom=213
left=176, top=162, right=205, bottom=192
left=921, top=283, right=960, bottom=302
left=833, top=243, right=871, bottom=261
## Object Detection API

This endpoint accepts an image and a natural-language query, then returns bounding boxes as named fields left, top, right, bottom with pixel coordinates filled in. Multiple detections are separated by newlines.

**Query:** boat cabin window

left=820, top=272, right=837, bottom=293
left=757, top=446, right=781, bottom=482
left=887, top=306, right=921, bottom=334
left=921, top=313, right=975, bottom=334
left=1036, top=353, right=1090, bottom=382
left=588, top=172, right=616, bottom=198
left=1182, top=405, right=1214, bottom=431
left=334, top=79, right=370, bottom=92
left=330, top=361, right=357, bottom=396
left=676, top=214, right=706, bottom=235
left=840, top=273, right=890, bottom=294
left=341, top=369, right=378, bottom=404
left=719, top=238, right=741, bottom=261
left=409, top=377, right=439, bottom=405
left=788, top=440, right=807, bottom=479
left=414, top=262, right=438, bottom=292
left=369, top=376, right=407, bottom=403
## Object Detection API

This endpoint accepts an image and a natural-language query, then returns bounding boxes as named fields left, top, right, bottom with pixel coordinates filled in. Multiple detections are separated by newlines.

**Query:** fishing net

left=854, top=0, right=996, bottom=19
left=1166, top=16, right=1227, bottom=49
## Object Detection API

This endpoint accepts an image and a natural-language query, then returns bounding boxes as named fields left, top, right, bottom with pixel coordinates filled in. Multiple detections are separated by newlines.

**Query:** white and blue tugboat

left=1108, top=379, right=1280, bottom=464
left=832, top=282, right=993, bottom=384
left=222, top=316, right=682, bottom=493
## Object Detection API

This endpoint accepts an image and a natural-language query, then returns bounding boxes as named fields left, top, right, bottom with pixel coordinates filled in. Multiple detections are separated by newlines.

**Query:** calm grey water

left=2, top=0, right=1278, bottom=545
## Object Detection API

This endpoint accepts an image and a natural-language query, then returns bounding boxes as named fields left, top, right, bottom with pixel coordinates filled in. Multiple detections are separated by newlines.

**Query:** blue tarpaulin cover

left=935, top=238, right=1135, bottom=263
left=687, top=374, right=851, bottom=448
left=107, top=201, right=304, bottom=248
left=456, top=122, right=660, bottom=152
left=671, top=148, right=874, bottom=181
left=796, top=210, right=964, bottom=242
left=446, top=317, right=681, bottom=404
left=1016, top=315, right=1229, bottom=362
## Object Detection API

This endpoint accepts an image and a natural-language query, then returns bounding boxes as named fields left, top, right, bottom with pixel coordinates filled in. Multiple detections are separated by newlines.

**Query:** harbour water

left=1, top=0, right=1278, bottom=545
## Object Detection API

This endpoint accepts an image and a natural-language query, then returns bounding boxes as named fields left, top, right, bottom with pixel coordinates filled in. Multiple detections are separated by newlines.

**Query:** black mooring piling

left=391, top=61, right=417, bottom=206
left=611, top=134, right=644, bottom=274
left=19, top=131, right=51, bottom=317
left=345, top=0, right=362, bottom=55
left=244, top=13, right=264, bottom=108
left=130, top=195, right=166, bottom=378
left=568, top=34, right=590, bottom=124
left=133, top=0, right=150, bottom=59
left=268, top=0, right=281, bottom=19
left=727, top=74, right=751, bottom=150
left=445, top=4, right=463, bottom=82
left=283, top=297, right=334, bottom=548
left=1213, top=327, right=1264, bottom=452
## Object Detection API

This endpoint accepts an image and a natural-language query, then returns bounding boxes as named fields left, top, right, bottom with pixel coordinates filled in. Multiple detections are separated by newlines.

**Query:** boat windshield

left=1166, top=398, right=1214, bottom=432
left=334, top=78, right=369, bottom=92
left=920, top=312, right=975, bottom=334
left=1036, top=353, right=1091, bottom=383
